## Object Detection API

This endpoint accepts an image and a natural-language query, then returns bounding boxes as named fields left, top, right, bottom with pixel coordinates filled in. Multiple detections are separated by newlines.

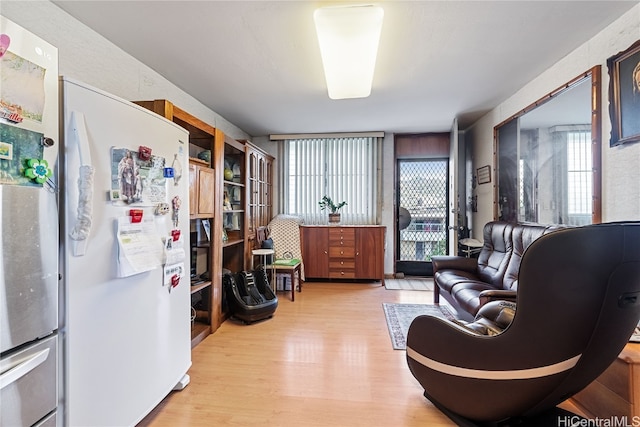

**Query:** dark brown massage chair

left=406, top=222, right=640, bottom=426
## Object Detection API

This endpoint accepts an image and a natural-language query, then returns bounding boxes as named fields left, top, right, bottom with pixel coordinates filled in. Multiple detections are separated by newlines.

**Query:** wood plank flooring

left=138, top=281, right=584, bottom=427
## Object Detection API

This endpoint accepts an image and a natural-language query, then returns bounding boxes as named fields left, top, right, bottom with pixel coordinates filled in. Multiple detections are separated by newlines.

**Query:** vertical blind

left=567, top=131, right=592, bottom=216
left=283, top=136, right=379, bottom=224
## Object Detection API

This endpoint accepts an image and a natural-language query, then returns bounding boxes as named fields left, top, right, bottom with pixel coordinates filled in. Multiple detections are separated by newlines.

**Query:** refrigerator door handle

left=68, top=111, right=95, bottom=257
left=0, top=348, right=50, bottom=390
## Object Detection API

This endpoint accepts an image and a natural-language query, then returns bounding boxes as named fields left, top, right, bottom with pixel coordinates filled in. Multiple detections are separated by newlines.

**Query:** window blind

left=567, top=131, right=592, bottom=216
left=283, top=136, right=379, bottom=224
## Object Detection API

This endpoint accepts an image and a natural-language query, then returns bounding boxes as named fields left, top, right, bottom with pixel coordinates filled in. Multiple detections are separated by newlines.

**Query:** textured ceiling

left=53, top=1, right=637, bottom=136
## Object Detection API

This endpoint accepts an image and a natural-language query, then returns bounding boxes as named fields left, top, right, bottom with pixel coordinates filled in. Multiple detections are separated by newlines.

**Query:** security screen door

left=396, top=159, right=449, bottom=277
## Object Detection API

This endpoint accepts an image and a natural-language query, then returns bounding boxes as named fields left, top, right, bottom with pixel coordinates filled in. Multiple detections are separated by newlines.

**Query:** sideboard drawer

left=330, top=260, right=356, bottom=270
left=329, top=246, right=356, bottom=258
left=328, top=228, right=355, bottom=239
left=329, top=235, right=356, bottom=247
left=329, top=269, right=356, bottom=279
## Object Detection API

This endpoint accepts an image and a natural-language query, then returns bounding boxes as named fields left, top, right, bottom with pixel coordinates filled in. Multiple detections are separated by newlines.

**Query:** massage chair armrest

left=407, top=311, right=522, bottom=361
left=431, top=256, right=478, bottom=274
left=461, top=300, right=516, bottom=336
left=478, top=289, right=517, bottom=307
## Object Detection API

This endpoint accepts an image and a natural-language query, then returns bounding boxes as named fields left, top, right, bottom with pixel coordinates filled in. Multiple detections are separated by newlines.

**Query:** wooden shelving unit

left=135, top=101, right=276, bottom=340
left=134, top=99, right=221, bottom=348
left=219, top=137, right=246, bottom=278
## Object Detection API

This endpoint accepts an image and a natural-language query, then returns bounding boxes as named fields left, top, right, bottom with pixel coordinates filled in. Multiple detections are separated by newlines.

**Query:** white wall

left=1, top=1, right=251, bottom=141
left=466, top=4, right=640, bottom=235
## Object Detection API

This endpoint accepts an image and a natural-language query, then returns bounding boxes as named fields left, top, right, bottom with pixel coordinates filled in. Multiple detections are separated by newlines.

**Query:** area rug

left=382, top=303, right=455, bottom=350
left=384, top=278, right=433, bottom=291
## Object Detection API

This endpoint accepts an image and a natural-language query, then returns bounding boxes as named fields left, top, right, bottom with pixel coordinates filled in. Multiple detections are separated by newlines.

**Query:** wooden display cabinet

left=244, top=141, right=274, bottom=263
left=189, top=159, right=215, bottom=218
left=215, top=135, right=247, bottom=286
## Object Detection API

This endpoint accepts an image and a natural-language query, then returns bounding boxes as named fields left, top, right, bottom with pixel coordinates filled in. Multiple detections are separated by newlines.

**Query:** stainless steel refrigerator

left=0, top=15, right=60, bottom=427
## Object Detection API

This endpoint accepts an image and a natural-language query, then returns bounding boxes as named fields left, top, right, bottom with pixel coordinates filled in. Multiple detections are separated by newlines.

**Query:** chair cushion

left=502, top=224, right=554, bottom=290
left=434, top=270, right=481, bottom=293
left=271, top=258, right=300, bottom=267
left=451, top=281, right=498, bottom=317
left=476, top=222, right=513, bottom=287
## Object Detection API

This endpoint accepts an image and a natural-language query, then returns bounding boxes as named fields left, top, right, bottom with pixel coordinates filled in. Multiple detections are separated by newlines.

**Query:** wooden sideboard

left=572, top=342, right=640, bottom=420
left=301, top=225, right=385, bottom=284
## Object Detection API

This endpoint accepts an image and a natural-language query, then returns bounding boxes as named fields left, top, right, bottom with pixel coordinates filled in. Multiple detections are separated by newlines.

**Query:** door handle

left=0, top=348, right=50, bottom=390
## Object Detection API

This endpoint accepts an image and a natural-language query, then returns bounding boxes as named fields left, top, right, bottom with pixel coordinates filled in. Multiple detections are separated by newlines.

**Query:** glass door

left=396, top=159, right=449, bottom=277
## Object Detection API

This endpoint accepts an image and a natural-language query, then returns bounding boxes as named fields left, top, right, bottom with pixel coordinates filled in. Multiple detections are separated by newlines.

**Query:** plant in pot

left=319, top=195, right=347, bottom=224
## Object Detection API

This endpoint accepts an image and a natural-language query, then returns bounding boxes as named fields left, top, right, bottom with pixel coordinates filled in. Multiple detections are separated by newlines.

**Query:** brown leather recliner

left=407, top=222, right=640, bottom=426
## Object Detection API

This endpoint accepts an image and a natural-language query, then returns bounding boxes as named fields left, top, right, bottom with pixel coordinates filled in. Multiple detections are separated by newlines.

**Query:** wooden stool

left=270, top=260, right=302, bottom=301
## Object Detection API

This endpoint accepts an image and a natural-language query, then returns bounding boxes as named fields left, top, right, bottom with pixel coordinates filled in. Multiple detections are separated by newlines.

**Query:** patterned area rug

left=382, top=303, right=455, bottom=350
left=384, top=278, right=433, bottom=291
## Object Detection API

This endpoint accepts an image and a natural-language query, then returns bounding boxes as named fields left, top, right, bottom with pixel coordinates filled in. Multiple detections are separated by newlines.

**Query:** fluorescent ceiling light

left=314, top=5, right=384, bottom=100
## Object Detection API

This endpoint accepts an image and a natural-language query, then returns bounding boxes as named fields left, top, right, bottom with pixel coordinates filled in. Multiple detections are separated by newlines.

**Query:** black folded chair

left=406, top=222, right=640, bottom=426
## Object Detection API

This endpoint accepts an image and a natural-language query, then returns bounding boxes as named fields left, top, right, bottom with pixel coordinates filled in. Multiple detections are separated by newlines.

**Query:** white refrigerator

left=60, top=77, right=191, bottom=426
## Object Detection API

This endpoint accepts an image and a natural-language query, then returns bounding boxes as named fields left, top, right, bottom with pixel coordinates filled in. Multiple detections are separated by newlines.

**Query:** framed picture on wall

left=476, top=165, right=491, bottom=185
left=607, top=39, right=640, bottom=147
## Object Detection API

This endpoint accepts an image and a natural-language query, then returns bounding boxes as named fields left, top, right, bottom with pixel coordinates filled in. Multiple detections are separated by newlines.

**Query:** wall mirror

left=494, top=66, right=602, bottom=225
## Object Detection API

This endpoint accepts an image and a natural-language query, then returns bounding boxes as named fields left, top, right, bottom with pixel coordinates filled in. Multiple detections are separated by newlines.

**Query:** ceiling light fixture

left=314, top=4, right=384, bottom=100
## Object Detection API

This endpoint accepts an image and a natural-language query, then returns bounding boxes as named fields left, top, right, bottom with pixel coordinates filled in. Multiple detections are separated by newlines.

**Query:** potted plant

left=319, top=195, right=347, bottom=223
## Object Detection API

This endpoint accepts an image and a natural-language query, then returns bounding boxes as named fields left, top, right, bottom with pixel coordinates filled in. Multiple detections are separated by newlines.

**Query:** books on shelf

left=201, top=219, right=210, bottom=241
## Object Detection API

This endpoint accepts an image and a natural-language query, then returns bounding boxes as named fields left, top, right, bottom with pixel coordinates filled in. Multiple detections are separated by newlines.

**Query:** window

left=567, top=131, right=592, bottom=218
left=283, top=136, right=379, bottom=224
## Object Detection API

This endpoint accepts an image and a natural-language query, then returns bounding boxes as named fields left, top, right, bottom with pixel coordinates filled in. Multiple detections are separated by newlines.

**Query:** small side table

left=459, top=238, right=483, bottom=258
left=269, top=259, right=302, bottom=302
left=252, top=248, right=275, bottom=291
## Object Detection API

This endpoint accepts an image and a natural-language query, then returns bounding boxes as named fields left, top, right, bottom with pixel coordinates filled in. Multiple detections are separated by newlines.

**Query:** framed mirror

left=494, top=66, right=602, bottom=225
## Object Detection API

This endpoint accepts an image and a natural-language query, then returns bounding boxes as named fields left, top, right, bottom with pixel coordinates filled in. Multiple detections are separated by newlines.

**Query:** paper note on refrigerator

left=165, top=235, right=186, bottom=265
left=116, top=216, right=164, bottom=277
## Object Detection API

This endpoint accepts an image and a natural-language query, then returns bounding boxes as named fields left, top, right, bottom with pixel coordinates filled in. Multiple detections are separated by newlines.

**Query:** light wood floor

left=138, top=281, right=583, bottom=427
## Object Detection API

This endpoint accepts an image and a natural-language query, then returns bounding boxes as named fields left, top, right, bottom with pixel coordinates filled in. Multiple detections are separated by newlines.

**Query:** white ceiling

left=52, top=0, right=637, bottom=137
